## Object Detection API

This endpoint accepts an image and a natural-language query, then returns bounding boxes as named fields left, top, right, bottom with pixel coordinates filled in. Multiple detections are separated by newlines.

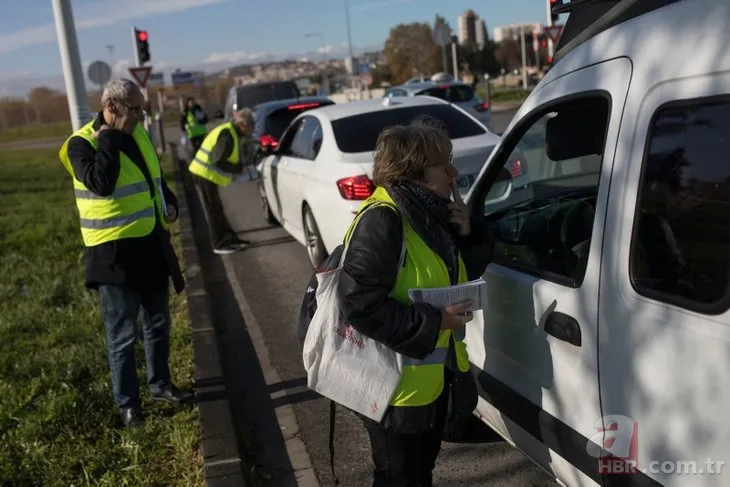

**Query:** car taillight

left=474, top=102, right=490, bottom=112
left=336, top=175, right=374, bottom=200
left=510, top=157, right=523, bottom=177
left=259, top=134, right=278, bottom=148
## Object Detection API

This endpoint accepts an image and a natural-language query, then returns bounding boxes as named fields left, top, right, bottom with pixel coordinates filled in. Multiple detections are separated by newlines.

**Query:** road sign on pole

left=360, top=72, right=373, bottom=88
left=546, top=25, right=563, bottom=45
left=432, top=22, right=451, bottom=46
left=129, top=66, right=152, bottom=88
left=88, top=60, right=111, bottom=87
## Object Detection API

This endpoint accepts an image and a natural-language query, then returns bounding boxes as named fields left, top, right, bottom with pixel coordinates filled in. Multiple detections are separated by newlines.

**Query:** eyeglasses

left=116, top=101, right=145, bottom=118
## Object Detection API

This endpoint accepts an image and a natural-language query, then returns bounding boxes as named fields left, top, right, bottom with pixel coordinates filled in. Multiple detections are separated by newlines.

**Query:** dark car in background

left=252, top=96, right=335, bottom=152
left=224, top=81, right=301, bottom=120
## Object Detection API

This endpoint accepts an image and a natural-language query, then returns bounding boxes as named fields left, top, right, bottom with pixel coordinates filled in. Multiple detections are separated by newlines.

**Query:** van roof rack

left=552, top=0, right=686, bottom=64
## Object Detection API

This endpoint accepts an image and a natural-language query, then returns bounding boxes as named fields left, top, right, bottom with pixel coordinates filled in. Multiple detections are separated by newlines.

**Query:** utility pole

left=51, top=0, right=91, bottom=132
left=106, top=44, right=114, bottom=77
left=344, top=0, right=355, bottom=90
left=520, top=25, right=528, bottom=89
left=450, top=33, right=459, bottom=80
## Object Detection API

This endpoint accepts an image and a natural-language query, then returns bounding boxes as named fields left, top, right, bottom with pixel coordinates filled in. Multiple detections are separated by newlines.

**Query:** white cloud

left=202, top=51, right=270, bottom=65
left=354, top=0, right=417, bottom=11
left=0, top=0, right=230, bottom=54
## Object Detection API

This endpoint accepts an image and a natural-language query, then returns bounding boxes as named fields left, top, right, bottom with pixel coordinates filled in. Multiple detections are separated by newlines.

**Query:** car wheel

left=303, top=205, right=327, bottom=268
left=258, top=181, right=278, bottom=225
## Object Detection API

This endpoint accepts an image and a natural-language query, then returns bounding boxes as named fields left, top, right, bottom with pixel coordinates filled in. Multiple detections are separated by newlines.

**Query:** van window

left=478, top=96, right=610, bottom=286
left=235, top=82, right=301, bottom=109
left=417, top=85, right=474, bottom=103
left=631, top=99, right=730, bottom=313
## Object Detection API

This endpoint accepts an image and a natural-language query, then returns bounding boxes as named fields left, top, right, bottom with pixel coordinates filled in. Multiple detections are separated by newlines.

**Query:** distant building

left=493, top=22, right=542, bottom=43
left=457, top=9, right=487, bottom=50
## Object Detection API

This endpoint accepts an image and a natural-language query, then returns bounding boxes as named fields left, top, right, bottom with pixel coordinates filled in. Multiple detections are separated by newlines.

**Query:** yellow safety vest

left=345, top=186, right=470, bottom=408
left=189, top=122, right=240, bottom=186
left=185, top=110, right=208, bottom=139
left=58, top=120, right=168, bottom=247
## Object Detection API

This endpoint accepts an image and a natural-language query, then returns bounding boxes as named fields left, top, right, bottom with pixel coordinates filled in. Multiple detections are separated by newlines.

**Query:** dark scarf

left=388, top=181, right=460, bottom=284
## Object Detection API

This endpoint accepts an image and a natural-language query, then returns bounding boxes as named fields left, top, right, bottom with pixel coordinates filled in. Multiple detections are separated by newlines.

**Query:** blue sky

left=0, top=0, right=547, bottom=95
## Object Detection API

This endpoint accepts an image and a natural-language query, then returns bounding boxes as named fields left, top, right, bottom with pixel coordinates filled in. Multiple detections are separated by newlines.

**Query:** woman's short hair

left=372, top=115, right=452, bottom=187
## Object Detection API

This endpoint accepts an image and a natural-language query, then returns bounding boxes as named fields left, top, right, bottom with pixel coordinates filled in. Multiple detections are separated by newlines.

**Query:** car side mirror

left=484, top=167, right=513, bottom=206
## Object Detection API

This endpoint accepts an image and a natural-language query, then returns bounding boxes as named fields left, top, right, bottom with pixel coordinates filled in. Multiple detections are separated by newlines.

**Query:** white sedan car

left=256, top=96, right=501, bottom=267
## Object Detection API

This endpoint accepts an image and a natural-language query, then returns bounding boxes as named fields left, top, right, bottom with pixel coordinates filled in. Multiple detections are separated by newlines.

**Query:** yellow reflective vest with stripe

left=189, top=122, right=240, bottom=186
left=58, top=120, right=169, bottom=247
left=185, top=109, right=208, bottom=139
left=345, top=186, right=470, bottom=408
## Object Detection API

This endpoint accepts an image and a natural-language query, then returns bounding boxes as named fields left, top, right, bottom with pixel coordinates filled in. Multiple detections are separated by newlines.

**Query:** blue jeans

left=98, top=284, right=172, bottom=410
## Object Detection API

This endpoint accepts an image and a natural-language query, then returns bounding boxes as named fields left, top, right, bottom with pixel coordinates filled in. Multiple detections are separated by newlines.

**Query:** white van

left=464, top=0, right=730, bottom=486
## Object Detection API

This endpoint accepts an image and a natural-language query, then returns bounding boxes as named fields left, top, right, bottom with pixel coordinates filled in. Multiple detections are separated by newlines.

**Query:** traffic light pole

left=52, top=0, right=91, bottom=131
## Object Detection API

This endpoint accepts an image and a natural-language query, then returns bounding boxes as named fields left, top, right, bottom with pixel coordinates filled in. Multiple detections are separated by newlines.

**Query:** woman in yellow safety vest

left=338, top=116, right=494, bottom=486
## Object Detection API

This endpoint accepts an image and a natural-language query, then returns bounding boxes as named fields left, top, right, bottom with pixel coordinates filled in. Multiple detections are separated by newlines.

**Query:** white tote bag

left=302, top=204, right=406, bottom=422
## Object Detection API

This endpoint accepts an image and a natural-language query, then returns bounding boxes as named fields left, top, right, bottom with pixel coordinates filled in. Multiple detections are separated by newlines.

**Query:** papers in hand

left=408, top=278, right=487, bottom=311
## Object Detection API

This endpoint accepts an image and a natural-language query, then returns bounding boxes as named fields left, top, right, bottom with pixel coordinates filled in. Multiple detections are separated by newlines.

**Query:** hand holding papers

left=408, top=278, right=487, bottom=311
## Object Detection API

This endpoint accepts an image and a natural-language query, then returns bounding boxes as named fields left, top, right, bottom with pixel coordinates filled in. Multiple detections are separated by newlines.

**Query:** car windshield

left=236, top=82, right=300, bottom=108
left=331, top=104, right=486, bottom=153
left=263, top=101, right=332, bottom=139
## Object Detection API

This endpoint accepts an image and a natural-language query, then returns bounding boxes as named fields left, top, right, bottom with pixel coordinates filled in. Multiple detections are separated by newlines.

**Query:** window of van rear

left=236, top=82, right=301, bottom=109
left=331, top=104, right=486, bottom=153
left=416, top=85, right=475, bottom=103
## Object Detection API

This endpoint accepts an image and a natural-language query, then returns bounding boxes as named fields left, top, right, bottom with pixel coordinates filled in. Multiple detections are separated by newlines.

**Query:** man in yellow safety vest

left=59, top=79, right=193, bottom=428
left=188, top=108, right=257, bottom=254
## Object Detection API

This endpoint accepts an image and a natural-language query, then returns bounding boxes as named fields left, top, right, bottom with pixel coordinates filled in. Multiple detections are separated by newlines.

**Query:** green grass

left=0, top=148, right=203, bottom=486
left=0, top=111, right=182, bottom=145
left=0, top=121, right=73, bottom=144
left=478, top=88, right=532, bottom=103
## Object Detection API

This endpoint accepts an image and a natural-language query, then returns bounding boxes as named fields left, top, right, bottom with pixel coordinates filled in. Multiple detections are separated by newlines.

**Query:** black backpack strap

left=329, top=400, right=340, bottom=485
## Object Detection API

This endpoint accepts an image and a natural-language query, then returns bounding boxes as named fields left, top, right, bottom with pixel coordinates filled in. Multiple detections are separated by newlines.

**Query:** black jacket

left=337, top=186, right=493, bottom=431
left=180, top=105, right=209, bottom=135
left=66, top=112, right=185, bottom=295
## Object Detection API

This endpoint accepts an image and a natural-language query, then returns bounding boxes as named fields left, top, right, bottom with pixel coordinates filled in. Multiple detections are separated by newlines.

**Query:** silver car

left=384, top=80, right=494, bottom=131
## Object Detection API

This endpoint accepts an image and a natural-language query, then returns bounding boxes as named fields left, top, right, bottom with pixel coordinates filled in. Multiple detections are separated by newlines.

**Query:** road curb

left=170, top=143, right=251, bottom=486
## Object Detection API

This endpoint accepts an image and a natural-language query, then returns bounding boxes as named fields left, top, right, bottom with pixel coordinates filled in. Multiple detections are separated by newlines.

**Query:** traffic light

left=549, top=0, right=560, bottom=24
left=134, top=28, right=150, bottom=64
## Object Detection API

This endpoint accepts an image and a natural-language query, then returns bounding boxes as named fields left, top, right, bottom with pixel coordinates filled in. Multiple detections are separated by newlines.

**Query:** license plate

left=455, top=174, right=474, bottom=190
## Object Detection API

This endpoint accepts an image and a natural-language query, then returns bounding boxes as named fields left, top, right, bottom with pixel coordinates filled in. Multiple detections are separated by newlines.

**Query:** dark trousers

left=189, top=135, right=205, bottom=155
left=364, top=389, right=450, bottom=487
left=197, top=177, right=236, bottom=247
left=98, top=284, right=172, bottom=410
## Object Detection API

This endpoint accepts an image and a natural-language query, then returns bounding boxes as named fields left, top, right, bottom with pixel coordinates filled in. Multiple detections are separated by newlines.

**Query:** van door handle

left=544, top=311, right=581, bottom=347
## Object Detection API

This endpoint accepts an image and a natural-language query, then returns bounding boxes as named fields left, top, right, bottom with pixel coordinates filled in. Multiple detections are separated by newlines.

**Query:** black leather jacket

left=337, top=186, right=494, bottom=430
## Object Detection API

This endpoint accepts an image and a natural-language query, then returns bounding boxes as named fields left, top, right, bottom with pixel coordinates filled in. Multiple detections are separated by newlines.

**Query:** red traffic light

left=137, top=30, right=148, bottom=42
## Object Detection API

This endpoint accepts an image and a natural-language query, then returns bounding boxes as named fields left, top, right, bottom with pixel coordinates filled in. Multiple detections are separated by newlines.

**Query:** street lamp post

left=344, top=0, right=355, bottom=89
left=305, top=33, right=329, bottom=94
left=51, top=0, right=91, bottom=131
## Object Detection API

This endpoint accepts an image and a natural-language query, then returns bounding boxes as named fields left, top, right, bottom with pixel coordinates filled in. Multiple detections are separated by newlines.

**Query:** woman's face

left=419, top=151, right=459, bottom=199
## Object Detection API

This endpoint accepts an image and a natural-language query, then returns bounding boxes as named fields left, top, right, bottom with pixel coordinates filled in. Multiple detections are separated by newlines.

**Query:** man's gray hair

left=101, top=78, right=140, bottom=106
left=232, top=108, right=254, bottom=127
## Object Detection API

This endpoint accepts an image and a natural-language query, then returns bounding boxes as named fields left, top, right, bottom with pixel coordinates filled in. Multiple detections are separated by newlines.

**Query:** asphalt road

left=215, top=107, right=557, bottom=486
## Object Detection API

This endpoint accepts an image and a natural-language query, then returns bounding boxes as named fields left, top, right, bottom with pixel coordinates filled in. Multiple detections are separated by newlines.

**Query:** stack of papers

left=408, top=278, right=487, bottom=311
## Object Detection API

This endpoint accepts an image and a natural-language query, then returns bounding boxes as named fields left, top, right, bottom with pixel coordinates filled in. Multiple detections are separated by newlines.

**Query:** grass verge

left=0, top=148, right=203, bottom=486
left=0, top=121, right=72, bottom=144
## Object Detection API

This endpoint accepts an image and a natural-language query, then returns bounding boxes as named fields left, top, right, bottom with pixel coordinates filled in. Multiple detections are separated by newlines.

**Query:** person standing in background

left=189, top=108, right=257, bottom=254
left=180, top=97, right=209, bottom=155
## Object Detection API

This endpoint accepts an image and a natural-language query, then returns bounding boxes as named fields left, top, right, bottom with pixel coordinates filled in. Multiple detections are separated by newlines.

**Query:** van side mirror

left=484, top=167, right=513, bottom=205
